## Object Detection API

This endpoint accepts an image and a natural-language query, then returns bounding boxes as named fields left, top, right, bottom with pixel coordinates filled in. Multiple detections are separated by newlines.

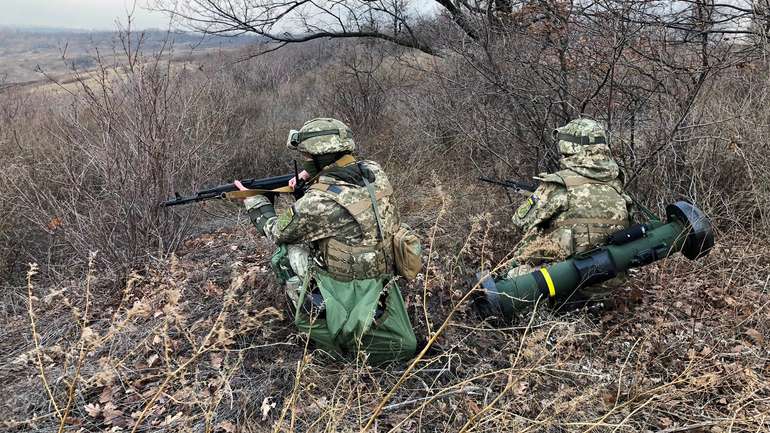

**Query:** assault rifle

left=162, top=173, right=305, bottom=207
left=478, top=177, right=539, bottom=195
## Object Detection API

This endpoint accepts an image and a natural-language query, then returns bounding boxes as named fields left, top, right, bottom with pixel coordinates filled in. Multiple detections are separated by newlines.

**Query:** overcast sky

left=0, top=0, right=171, bottom=30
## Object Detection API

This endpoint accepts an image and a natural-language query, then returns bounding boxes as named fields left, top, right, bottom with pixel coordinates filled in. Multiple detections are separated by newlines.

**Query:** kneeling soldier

left=236, top=118, right=417, bottom=363
left=506, top=119, right=633, bottom=305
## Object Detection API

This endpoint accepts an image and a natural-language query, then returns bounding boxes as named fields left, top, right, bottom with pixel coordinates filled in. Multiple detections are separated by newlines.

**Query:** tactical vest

left=309, top=160, right=397, bottom=281
left=550, top=170, right=629, bottom=254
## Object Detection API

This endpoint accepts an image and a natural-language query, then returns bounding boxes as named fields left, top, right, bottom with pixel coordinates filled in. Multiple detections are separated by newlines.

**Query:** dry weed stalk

left=56, top=251, right=96, bottom=433
left=130, top=265, right=243, bottom=432
left=421, top=174, right=451, bottom=336
left=457, top=296, right=543, bottom=432
left=273, top=326, right=313, bottom=433
left=362, top=222, right=525, bottom=432
left=25, top=263, right=62, bottom=420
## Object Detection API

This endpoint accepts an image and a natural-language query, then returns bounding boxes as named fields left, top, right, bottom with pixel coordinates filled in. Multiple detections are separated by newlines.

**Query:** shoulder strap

left=360, top=163, right=385, bottom=241
left=309, top=182, right=393, bottom=216
left=563, top=177, right=607, bottom=188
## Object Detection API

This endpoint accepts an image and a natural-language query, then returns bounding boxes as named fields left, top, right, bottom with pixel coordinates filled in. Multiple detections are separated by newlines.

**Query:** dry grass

left=1, top=23, right=769, bottom=433
left=1, top=183, right=768, bottom=432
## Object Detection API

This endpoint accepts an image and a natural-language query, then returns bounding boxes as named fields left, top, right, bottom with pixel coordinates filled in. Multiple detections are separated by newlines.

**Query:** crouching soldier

left=235, top=118, right=417, bottom=363
left=505, top=119, right=633, bottom=306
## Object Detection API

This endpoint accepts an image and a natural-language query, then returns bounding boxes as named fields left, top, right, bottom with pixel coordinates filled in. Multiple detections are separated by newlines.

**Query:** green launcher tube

left=474, top=201, right=714, bottom=320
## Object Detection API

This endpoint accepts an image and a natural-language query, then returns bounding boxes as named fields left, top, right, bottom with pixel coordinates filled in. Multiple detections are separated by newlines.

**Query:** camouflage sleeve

left=511, top=182, right=568, bottom=232
left=263, top=191, right=353, bottom=245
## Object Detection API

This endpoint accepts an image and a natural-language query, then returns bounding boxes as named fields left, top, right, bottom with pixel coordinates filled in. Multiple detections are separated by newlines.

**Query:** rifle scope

left=473, top=201, right=714, bottom=321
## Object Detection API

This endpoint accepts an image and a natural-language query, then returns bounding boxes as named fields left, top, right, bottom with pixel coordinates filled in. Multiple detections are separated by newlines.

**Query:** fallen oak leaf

left=99, top=386, right=113, bottom=404
left=211, top=352, right=223, bottom=369
left=744, top=328, right=764, bottom=345
left=47, top=216, right=62, bottom=231
left=161, top=412, right=183, bottom=426
left=102, top=402, right=124, bottom=425
left=84, top=403, right=101, bottom=418
left=43, top=287, right=67, bottom=304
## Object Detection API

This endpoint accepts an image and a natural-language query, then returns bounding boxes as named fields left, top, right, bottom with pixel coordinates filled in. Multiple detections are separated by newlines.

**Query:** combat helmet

left=286, top=118, right=355, bottom=155
left=553, top=118, right=607, bottom=155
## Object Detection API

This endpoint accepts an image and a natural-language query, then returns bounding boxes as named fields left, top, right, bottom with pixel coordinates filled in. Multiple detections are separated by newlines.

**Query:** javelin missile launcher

left=473, top=201, right=714, bottom=321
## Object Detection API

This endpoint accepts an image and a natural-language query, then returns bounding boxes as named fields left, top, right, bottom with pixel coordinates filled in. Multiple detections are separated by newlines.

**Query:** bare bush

left=2, top=34, right=240, bottom=275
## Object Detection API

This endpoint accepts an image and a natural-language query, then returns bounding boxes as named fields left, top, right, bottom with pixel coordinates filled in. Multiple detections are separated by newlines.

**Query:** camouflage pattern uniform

left=507, top=119, right=632, bottom=303
left=243, top=118, right=416, bottom=363
left=260, top=160, right=398, bottom=279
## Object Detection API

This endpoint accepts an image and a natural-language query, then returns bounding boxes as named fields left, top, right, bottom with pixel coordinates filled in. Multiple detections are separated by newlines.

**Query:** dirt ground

left=1, top=218, right=768, bottom=432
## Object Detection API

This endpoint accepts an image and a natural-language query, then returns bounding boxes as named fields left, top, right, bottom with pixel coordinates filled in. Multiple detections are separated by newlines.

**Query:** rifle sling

left=225, top=186, right=295, bottom=200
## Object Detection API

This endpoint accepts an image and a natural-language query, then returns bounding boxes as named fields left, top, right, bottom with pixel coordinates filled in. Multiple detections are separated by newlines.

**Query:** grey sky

left=0, top=0, right=171, bottom=30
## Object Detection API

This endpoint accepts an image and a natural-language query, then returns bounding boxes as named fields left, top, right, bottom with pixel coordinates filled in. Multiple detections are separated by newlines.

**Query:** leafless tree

left=154, top=0, right=535, bottom=56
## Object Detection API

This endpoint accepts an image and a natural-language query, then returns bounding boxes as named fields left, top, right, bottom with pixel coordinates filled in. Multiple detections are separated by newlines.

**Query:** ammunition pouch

left=554, top=217, right=627, bottom=253
left=320, top=238, right=392, bottom=282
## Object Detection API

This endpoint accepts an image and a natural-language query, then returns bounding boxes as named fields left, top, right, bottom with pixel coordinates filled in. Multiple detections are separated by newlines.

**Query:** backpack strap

left=363, top=174, right=384, bottom=241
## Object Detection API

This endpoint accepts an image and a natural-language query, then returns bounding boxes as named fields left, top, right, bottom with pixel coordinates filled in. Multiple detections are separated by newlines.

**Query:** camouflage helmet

left=286, top=117, right=355, bottom=155
left=553, top=118, right=607, bottom=155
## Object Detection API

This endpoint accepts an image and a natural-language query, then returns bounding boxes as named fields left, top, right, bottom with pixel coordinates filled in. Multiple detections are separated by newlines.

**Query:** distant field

left=0, top=28, right=255, bottom=85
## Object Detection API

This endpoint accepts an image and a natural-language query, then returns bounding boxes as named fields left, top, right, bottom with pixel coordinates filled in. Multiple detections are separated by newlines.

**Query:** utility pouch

left=270, top=245, right=292, bottom=285
left=322, top=238, right=389, bottom=281
left=393, top=224, right=423, bottom=281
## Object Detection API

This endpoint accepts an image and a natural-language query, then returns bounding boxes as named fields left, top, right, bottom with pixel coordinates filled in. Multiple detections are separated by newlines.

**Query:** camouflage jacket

left=511, top=144, right=631, bottom=264
left=256, top=158, right=399, bottom=281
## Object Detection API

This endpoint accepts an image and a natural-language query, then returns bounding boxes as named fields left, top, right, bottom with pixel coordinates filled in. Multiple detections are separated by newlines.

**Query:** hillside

left=2, top=3, right=770, bottom=431
left=0, top=28, right=255, bottom=85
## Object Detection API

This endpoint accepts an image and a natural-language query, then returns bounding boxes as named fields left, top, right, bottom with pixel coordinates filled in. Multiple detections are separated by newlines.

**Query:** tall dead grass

left=4, top=193, right=767, bottom=432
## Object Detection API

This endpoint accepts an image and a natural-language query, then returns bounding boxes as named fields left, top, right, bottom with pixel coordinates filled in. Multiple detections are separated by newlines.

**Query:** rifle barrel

left=479, top=177, right=538, bottom=192
left=162, top=173, right=296, bottom=207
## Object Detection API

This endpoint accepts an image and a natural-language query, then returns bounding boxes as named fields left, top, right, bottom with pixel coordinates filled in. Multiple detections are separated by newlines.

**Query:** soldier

left=234, top=118, right=417, bottom=363
left=505, top=118, right=632, bottom=305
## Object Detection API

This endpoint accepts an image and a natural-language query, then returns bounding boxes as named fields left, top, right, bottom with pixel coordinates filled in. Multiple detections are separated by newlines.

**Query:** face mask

left=302, top=159, right=320, bottom=178
left=302, top=153, right=349, bottom=178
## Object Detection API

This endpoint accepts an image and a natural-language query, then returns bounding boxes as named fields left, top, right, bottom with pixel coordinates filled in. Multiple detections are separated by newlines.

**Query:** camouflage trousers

left=283, top=244, right=311, bottom=309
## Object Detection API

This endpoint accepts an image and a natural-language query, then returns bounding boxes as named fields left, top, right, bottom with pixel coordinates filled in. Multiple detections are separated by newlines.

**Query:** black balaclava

left=302, top=152, right=349, bottom=178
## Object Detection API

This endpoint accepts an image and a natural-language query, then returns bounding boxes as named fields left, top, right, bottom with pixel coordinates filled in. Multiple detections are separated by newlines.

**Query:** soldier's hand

left=234, top=179, right=249, bottom=191
left=289, top=170, right=310, bottom=188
